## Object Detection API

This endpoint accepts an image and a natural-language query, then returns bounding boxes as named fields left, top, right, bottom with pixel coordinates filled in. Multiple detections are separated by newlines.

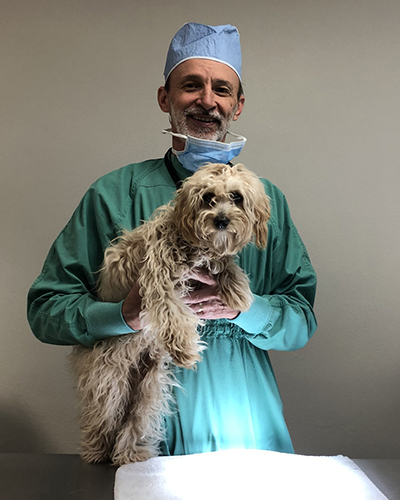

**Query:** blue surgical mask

left=162, top=129, right=247, bottom=172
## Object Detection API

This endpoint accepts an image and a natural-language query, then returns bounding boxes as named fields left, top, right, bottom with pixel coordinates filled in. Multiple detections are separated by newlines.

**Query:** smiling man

left=159, top=58, right=245, bottom=143
left=28, top=23, right=317, bottom=461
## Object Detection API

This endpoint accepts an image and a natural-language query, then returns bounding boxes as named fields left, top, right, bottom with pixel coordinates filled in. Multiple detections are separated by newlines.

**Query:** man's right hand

left=121, top=282, right=143, bottom=331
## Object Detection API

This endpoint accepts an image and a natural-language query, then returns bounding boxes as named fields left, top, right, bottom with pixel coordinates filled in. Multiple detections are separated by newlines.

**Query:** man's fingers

left=186, top=269, right=217, bottom=286
left=184, top=284, right=219, bottom=305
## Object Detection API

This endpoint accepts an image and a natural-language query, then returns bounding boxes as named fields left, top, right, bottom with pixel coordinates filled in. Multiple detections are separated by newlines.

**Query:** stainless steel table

left=0, top=454, right=399, bottom=499
left=0, top=454, right=117, bottom=500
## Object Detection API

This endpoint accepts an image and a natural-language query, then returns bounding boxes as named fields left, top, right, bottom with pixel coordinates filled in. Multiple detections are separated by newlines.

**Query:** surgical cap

left=164, top=23, right=242, bottom=82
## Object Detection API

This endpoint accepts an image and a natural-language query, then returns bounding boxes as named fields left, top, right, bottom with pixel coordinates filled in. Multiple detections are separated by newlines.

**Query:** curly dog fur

left=69, top=162, right=270, bottom=465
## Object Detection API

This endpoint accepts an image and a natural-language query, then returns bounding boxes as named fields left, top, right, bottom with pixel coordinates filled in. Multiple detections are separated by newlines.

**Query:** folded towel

left=114, top=449, right=388, bottom=499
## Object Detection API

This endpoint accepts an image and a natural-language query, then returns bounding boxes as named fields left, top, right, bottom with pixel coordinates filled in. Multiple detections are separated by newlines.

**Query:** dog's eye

left=202, top=192, right=215, bottom=206
left=230, top=192, right=243, bottom=205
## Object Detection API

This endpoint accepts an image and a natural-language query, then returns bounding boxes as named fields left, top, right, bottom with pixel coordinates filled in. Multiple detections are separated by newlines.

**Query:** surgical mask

left=162, top=129, right=247, bottom=172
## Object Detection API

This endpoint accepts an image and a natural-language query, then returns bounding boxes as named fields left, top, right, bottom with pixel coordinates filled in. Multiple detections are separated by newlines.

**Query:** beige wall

left=1, top=0, right=399, bottom=458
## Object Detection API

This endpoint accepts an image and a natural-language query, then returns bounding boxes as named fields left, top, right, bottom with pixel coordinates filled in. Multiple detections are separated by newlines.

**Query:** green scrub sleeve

left=27, top=178, right=137, bottom=346
left=86, top=301, right=136, bottom=337
left=230, top=292, right=316, bottom=351
left=28, top=294, right=134, bottom=346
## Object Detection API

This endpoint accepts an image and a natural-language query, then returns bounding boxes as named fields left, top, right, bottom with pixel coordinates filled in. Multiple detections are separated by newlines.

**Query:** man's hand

left=183, top=270, right=240, bottom=321
left=121, top=282, right=143, bottom=331
left=121, top=270, right=240, bottom=330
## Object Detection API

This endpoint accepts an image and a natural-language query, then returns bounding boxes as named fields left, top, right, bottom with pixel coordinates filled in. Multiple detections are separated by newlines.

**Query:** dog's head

left=173, top=163, right=271, bottom=256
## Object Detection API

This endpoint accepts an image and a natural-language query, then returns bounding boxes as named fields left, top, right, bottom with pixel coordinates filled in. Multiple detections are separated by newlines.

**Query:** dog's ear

left=173, top=181, right=201, bottom=245
left=236, top=164, right=271, bottom=250
left=253, top=192, right=270, bottom=250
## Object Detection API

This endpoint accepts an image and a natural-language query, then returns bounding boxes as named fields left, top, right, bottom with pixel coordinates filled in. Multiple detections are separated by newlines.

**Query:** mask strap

left=164, top=149, right=183, bottom=189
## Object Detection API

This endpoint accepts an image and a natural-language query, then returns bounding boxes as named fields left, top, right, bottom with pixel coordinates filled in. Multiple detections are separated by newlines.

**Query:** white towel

left=114, top=449, right=388, bottom=500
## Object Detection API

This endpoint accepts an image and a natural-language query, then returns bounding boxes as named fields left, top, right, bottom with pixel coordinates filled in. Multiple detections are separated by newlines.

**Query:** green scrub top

left=28, top=154, right=317, bottom=456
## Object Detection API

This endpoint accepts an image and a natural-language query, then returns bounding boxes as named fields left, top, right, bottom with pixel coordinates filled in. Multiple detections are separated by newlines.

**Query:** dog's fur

left=69, top=162, right=270, bottom=466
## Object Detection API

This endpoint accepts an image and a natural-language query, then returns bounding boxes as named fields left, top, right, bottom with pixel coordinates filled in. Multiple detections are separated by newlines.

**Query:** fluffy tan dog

left=70, top=162, right=270, bottom=466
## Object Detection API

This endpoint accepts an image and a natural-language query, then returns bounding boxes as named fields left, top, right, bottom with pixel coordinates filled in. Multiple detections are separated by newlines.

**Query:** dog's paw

left=81, top=449, right=110, bottom=464
left=111, top=448, right=156, bottom=465
left=222, top=289, right=253, bottom=312
left=218, top=266, right=253, bottom=312
left=172, top=351, right=202, bottom=369
left=166, top=338, right=205, bottom=369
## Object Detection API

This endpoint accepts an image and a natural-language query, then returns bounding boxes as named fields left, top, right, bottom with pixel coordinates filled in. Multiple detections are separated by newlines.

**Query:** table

left=0, top=454, right=116, bottom=500
left=0, top=454, right=398, bottom=499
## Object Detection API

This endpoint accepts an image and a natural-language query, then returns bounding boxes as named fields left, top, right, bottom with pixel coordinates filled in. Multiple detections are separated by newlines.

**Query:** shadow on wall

left=0, top=400, right=56, bottom=453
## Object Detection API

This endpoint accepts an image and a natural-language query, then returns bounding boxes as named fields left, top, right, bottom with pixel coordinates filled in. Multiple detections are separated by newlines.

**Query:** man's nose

left=196, top=86, right=216, bottom=110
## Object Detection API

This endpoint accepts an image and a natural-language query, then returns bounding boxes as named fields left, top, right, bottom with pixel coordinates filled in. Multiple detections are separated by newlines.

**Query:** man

left=28, top=23, right=317, bottom=457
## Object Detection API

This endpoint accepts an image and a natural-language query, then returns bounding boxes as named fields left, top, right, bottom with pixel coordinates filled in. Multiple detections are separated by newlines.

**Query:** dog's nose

left=214, top=215, right=230, bottom=230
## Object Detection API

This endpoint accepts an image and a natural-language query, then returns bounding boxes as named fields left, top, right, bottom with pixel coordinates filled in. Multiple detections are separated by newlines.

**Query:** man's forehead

left=169, top=59, right=240, bottom=87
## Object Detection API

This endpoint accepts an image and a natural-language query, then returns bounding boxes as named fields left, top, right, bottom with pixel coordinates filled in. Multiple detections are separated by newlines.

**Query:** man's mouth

left=188, top=114, right=220, bottom=127
left=192, top=115, right=216, bottom=122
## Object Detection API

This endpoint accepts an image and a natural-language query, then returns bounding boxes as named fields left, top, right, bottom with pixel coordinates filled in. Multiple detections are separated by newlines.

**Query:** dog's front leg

left=217, top=259, right=253, bottom=312
left=141, top=288, right=204, bottom=369
left=139, top=255, right=204, bottom=369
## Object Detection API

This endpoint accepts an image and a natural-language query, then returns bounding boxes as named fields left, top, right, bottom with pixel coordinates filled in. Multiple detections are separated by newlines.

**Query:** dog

left=69, top=162, right=271, bottom=466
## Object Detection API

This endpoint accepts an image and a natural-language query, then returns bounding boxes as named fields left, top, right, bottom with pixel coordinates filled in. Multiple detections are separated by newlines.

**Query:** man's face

left=158, top=59, right=245, bottom=145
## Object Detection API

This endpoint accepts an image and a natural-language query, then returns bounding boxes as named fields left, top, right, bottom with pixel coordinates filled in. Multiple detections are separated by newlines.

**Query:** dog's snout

left=214, top=215, right=230, bottom=230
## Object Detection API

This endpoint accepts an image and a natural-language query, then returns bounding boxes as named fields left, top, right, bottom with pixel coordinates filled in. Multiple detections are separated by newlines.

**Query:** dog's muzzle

left=214, top=215, right=230, bottom=230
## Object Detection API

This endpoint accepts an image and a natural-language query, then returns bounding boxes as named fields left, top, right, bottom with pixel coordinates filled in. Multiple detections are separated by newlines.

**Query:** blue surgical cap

left=164, top=23, right=242, bottom=82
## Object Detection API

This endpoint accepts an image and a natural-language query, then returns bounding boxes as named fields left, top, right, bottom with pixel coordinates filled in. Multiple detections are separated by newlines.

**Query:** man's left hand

left=183, top=270, right=240, bottom=321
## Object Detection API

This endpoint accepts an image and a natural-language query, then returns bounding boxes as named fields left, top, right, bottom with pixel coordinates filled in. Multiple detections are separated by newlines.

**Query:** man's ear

left=158, top=86, right=170, bottom=113
left=233, top=95, right=245, bottom=121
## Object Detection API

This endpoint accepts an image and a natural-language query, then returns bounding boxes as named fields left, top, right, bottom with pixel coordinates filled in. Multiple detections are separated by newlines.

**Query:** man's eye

left=215, top=87, right=232, bottom=96
left=202, top=193, right=215, bottom=205
left=230, top=192, right=243, bottom=204
left=183, top=82, right=199, bottom=91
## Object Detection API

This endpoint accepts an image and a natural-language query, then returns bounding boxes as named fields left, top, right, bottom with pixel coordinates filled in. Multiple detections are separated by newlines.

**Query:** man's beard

left=169, top=103, right=238, bottom=142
